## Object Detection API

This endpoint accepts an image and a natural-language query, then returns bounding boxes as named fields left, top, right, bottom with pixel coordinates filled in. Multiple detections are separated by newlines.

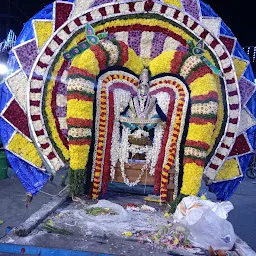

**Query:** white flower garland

left=109, top=90, right=166, bottom=186
left=120, top=161, right=148, bottom=187
left=119, top=126, right=148, bottom=187
left=110, top=89, right=131, bottom=181
left=113, top=123, right=165, bottom=186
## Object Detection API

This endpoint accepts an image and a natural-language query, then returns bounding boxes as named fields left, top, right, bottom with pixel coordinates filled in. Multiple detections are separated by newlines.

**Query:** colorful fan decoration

left=0, top=0, right=255, bottom=201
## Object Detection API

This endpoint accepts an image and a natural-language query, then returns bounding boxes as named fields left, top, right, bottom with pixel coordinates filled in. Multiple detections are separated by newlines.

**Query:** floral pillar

left=67, top=50, right=99, bottom=196
left=66, top=40, right=143, bottom=197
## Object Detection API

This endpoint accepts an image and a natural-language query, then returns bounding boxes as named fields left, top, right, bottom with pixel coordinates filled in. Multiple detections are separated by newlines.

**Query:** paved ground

left=228, top=176, right=256, bottom=250
left=0, top=168, right=67, bottom=239
left=0, top=168, right=255, bottom=253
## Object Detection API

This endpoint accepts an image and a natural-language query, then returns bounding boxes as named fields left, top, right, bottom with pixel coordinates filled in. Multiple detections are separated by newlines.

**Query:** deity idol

left=120, top=68, right=167, bottom=133
left=110, top=69, right=167, bottom=187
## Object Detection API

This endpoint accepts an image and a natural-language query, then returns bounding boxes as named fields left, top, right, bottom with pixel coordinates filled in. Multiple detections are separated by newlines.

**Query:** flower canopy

left=0, top=0, right=255, bottom=200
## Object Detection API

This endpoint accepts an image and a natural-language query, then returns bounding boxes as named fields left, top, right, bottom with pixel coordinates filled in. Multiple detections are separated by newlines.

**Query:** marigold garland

left=33, top=10, right=233, bottom=200
left=149, top=51, right=177, bottom=77
left=41, top=14, right=220, bottom=168
left=181, top=70, right=218, bottom=196
left=67, top=40, right=143, bottom=197
left=67, top=74, right=95, bottom=196
left=94, top=73, right=140, bottom=197
left=149, top=79, right=187, bottom=202
left=124, top=48, right=144, bottom=75
left=149, top=50, right=218, bottom=198
left=180, top=163, right=205, bottom=195
left=71, top=49, right=100, bottom=76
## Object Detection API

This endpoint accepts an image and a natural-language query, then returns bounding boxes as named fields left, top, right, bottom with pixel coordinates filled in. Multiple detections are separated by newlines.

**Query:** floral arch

left=0, top=0, right=255, bottom=202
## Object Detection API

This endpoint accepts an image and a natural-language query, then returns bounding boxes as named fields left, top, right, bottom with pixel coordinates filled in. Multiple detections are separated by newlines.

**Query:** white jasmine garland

left=120, top=161, right=148, bottom=187
left=129, top=144, right=150, bottom=156
left=119, top=126, right=148, bottom=187
left=110, top=89, right=131, bottom=181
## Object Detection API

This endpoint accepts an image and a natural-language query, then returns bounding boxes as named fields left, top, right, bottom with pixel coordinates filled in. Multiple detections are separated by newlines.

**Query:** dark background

left=0, top=0, right=255, bottom=46
left=204, top=0, right=255, bottom=47
left=0, top=0, right=255, bottom=72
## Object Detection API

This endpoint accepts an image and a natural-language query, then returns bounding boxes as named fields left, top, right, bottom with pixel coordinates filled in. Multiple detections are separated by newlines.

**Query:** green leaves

left=85, top=207, right=117, bottom=216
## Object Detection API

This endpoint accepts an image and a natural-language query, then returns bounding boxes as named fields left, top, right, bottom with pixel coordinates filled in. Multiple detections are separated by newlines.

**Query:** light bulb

left=0, top=63, right=8, bottom=76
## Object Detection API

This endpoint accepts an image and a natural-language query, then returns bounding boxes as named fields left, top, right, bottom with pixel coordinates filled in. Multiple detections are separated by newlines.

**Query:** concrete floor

left=0, top=168, right=67, bottom=239
left=0, top=168, right=255, bottom=253
left=228, top=177, right=256, bottom=250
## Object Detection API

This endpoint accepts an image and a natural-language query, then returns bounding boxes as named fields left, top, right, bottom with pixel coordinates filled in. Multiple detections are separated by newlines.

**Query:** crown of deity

left=139, top=69, right=150, bottom=87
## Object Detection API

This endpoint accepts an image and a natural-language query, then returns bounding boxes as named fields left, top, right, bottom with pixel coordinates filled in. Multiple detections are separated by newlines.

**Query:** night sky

left=0, top=0, right=255, bottom=46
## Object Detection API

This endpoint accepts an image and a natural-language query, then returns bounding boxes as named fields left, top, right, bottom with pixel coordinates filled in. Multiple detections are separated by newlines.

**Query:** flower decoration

left=7, top=133, right=43, bottom=168
left=5, top=0, right=252, bottom=202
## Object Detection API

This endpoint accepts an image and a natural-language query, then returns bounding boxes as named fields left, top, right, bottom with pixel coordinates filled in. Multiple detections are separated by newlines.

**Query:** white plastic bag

left=173, top=196, right=236, bottom=250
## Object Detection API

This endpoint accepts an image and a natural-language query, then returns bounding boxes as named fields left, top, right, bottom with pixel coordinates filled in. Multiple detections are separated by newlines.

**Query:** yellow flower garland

left=67, top=99, right=94, bottom=120
left=71, top=49, right=100, bottom=76
left=181, top=73, right=218, bottom=196
left=42, top=16, right=210, bottom=164
left=67, top=41, right=143, bottom=196
left=149, top=50, right=219, bottom=197
left=149, top=51, right=176, bottom=76
left=124, top=48, right=144, bottom=75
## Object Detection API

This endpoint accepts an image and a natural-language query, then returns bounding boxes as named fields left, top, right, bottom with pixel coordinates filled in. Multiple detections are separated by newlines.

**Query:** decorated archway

left=0, top=0, right=255, bottom=201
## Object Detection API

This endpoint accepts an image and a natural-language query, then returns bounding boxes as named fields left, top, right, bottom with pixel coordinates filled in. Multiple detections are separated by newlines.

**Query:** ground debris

left=43, top=219, right=73, bottom=235
left=122, top=231, right=133, bottom=237
left=136, top=224, right=193, bottom=250
left=85, top=207, right=118, bottom=216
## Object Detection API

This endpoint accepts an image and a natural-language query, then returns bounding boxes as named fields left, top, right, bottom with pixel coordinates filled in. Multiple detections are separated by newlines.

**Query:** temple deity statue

left=110, top=69, right=167, bottom=186
left=120, top=68, right=167, bottom=134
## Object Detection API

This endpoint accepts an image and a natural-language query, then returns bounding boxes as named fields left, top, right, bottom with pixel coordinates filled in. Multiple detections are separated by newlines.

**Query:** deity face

left=138, top=84, right=148, bottom=97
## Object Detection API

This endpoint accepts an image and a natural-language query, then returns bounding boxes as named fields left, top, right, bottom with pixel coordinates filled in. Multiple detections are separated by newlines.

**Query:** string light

left=0, top=63, right=8, bottom=75
left=243, top=46, right=256, bottom=63
left=247, top=47, right=250, bottom=56
left=253, top=47, right=256, bottom=63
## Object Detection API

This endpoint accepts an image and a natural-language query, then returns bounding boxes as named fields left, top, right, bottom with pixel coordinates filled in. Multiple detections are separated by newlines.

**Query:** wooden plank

left=111, top=162, right=176, bottom=202
left=113, top=164, right=155, bottom=185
